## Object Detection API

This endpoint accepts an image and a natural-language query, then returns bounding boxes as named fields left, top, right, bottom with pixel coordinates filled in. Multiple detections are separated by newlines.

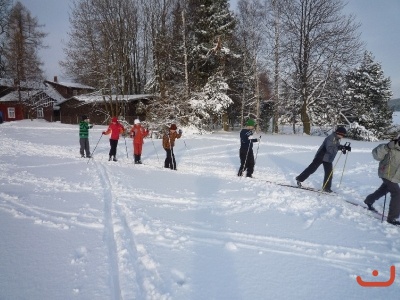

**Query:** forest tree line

left=0, top=0, right=393, bottom=139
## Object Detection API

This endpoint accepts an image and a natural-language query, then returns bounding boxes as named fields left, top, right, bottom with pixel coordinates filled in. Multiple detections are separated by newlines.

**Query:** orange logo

left=356, top=265, right=396, bottom=287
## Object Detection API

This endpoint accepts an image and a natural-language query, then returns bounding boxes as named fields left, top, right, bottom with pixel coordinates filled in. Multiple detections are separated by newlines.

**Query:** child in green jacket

left=79, top=115, right=93, bottom=158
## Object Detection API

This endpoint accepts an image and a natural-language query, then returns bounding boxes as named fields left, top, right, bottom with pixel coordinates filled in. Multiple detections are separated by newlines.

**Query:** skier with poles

left=130, top=119, right=149, bottom=164
left=102, top=117, right=125, bottom=162
left=364, top=138, right=400, bottom=226
left=79, top=115, right=93, bottom=158
left=295, top=126, right=350, bottom=193
left=162, top=124, right=182, bottom=170
left=238, top=119, right=260, bottom=178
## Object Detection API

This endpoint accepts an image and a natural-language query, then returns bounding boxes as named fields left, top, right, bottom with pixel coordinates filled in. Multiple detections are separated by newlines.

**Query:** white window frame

left=7, top=107, right=15, bottom=118
left=37, top=108, right=44, bottom=118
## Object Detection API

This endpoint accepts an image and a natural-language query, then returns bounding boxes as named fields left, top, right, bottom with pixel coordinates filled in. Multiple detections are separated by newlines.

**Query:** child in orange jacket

left=130, top=119, right=149, bottom=164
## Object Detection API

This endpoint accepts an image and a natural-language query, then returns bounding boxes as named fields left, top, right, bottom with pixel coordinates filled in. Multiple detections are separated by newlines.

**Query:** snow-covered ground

left=1, top=118, right=400, bottom=299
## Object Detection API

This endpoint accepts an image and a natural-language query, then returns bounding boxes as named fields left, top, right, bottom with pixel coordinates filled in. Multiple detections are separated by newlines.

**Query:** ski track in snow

left=88, top=151, right=400, bottom=294
left=95, top=161, right=170, bottom=300
left=2, top=121, right=400, bottom=298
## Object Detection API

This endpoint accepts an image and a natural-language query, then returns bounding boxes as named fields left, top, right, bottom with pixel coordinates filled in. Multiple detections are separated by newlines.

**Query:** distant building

left=58, top=93, right=157, bottom=124
left=0, top=76, right=157, bottom=124
left=0, top=76, right=96, bottom=122
left=44, top=76, right=96, bottom=99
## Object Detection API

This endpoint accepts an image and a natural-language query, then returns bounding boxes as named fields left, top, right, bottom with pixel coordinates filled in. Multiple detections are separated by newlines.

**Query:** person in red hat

left=130, top=119, right=149, bottom=164
left=102, top=117, right=125, bottom=161
left=162, top=123, right=182, bottom=170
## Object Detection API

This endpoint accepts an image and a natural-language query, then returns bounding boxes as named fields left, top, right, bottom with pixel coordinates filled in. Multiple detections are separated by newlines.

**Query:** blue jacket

left=240, top=129, right=258, bottom=151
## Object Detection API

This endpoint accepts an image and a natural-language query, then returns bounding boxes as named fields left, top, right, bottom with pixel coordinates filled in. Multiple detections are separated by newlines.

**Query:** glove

left=387, top=140, right=396, bottom=149
left=338, top=145, right=346, bottom=154
left=344, top=145, right=351, bottom=152
left=102, top=131, right=106, bottom=135
left=178, top=129, right=182, bottom=134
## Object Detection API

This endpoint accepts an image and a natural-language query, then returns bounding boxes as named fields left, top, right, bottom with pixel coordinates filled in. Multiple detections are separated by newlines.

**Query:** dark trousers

left=238, top=149, right=255, bottom=177
left=365, top=178, right=400, bottom=220
left=297, top=157, right=333, bottom=189
left=109, top=139, right=118, bottom=157
left=164, top=148, right=177, bottom=170
left=79, top=138, right=90, bottom=157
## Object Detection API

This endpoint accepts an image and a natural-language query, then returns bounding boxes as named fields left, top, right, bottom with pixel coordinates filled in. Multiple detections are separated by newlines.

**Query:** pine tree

left=345, top=51, right=393, bottom=139
left=187, top=0, right=235, bottom=89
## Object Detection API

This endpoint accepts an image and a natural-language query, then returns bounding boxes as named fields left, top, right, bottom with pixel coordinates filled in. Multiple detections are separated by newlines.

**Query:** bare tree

left=62, top=0, right=145, bottom=117
left=235, top=0, right=268, bottom=128
left=279, top=0, right=363, bottom=134
left=4, top=1, right=47, bottom=84
left=0, top=0, right=12, bottom=76
left=3, top=0, right=47, bottom=121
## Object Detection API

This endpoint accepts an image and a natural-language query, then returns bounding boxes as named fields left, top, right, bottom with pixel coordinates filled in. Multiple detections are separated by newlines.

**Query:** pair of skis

left=266, top=180, right=385, bottom=221
left=265, top=180, right=335, bottom=195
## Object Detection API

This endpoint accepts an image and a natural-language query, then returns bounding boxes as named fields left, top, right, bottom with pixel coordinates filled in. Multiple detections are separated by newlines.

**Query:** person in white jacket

left=364, top=139, right=400, bottom=225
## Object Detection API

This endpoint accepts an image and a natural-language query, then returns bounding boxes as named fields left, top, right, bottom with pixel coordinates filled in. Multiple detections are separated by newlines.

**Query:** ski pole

left=321, top=152, right=343, bottom=192
left=87, top=133, right=103, bottom=164
left=338, top=142, right=351, bottom=187
left=254, top=136, right=262, bottom=163
left=123, top=135, right=128, bottom=158
left=382, top=193, right=387, bottom=223
left=240, top=142, right=251, bottom=177
left=151, top=137, right=160, bottom=163
left=168, top=133, right=175, bottom=170
left=182, top=139, right=193, bottom=169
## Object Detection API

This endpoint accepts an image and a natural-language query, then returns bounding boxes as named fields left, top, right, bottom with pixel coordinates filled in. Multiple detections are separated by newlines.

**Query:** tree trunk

left=222, top=113, right=229, bottom=131
left=300, top=101, right=311, bottom=134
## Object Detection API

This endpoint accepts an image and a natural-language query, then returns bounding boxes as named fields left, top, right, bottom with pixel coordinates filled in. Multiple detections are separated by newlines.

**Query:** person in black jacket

left=238, top=119, right=260, bottom=178
left=295, top=126, right=350, bottom=192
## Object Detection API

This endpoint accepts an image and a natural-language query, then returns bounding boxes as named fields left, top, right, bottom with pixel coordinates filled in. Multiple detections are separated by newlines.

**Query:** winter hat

left=246, top=119, right=256, bottom=127
left=111, top=117, right=118, bottom=123
left=134, top=119, right=140, bottom=125
left=170, top=124, right=177, bottom=130
left=335, top=126, right=347, bottom=136
left=81, top=115, right=88, bottom=121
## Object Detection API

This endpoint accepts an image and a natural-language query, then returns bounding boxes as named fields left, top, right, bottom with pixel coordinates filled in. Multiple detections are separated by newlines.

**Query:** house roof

left=0, top=90, right=40, bottom=102
left=45, top=80, right=95, bottom=90
left=0, top=78, right=45, bottom=89
left=0, top=85, right=66, bottom=106
left=43, top=84, right=66, bottom=105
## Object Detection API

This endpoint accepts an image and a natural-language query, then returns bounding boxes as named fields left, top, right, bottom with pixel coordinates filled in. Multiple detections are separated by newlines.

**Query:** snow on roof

left=0, top=90, right=40, bottom=102
left=43, top=84, right=66, bottom=105
left=46, top=80, right=95, bottom=90
left=0, top=78, right=14, bottom=87
left=0, top=78, right=44, bottom=89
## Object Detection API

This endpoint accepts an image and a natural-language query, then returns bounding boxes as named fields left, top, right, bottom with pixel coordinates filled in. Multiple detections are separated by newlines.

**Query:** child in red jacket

left=130, top=119, right=149, bottom=164
left=102, top=117, right=125, bottom=161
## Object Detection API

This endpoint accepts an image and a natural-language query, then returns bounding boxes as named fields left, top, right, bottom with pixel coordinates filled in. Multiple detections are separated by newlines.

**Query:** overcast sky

left=18, top=0, right=400, bottom=99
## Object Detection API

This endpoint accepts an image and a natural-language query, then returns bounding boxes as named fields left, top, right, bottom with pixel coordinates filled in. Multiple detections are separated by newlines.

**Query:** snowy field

left=1, top=117, right=400, bottom=299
